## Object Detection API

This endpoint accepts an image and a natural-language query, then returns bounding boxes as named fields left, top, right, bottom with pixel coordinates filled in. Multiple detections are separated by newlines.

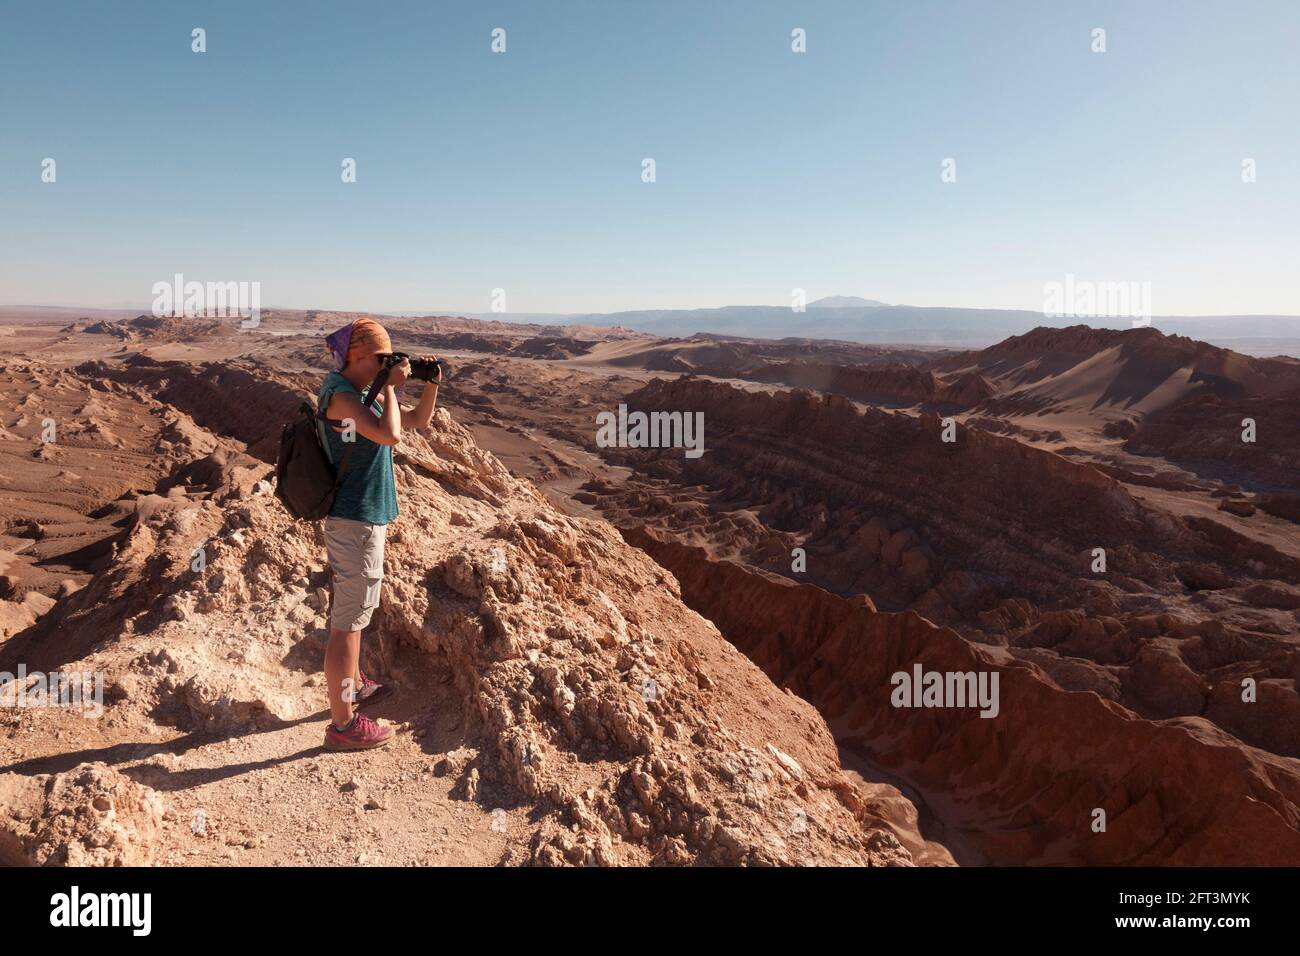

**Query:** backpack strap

left=303, top=400, right=357, bottom=483
left=332, top=438, right=356, bottom=488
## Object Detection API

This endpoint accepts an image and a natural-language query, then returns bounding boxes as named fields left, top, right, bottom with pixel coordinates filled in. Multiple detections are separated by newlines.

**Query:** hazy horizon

left=5, top=296, right=1300, bottom=321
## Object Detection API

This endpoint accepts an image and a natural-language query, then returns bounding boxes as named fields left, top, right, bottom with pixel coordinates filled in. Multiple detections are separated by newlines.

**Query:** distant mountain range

left=806, top=296, right=891, bottom=309
left=432, top=298, right=1300, bottom=357
left=9, top=299, right=1298, bottom=357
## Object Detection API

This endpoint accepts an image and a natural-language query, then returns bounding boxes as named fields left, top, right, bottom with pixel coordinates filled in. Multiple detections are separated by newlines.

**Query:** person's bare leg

left=325, top=628, right=362, bottom=727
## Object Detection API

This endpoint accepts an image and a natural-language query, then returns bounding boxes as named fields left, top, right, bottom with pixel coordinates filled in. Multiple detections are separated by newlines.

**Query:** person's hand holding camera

left=415, top=354, right=442, bottom=385
left=387, top=355, right=411, bottom=388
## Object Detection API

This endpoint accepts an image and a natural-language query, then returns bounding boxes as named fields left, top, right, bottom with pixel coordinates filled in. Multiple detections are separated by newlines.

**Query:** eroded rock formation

left=623, top=526, right=1300, bottom=865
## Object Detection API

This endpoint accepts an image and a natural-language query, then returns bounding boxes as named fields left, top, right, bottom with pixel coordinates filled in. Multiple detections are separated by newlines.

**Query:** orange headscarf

left=346, top=317, right=392, bottom=366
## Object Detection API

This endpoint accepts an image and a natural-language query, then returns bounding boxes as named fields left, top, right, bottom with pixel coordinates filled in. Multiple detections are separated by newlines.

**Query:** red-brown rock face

left=624, top=526, right=1300, bottom=865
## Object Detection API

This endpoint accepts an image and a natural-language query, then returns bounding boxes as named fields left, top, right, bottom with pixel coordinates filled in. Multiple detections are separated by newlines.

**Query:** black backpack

left=274, top=401, right=356, bottom=520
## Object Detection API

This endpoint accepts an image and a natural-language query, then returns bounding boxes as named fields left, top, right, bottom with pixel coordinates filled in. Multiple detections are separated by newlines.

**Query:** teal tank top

left=317, top=371, right=399, bottom=525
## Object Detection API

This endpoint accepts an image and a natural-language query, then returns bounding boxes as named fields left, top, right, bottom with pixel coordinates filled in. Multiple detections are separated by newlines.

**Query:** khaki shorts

left=324, top=516, right=387, bottom=632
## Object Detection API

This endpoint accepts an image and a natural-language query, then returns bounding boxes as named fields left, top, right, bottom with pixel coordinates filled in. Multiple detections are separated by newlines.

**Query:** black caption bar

left=4, top=866, right=1291, bottom=942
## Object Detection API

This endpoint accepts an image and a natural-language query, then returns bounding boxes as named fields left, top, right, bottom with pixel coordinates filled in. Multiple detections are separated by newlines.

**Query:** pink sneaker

left=324, top=713, right=394, bottom=751
left=354, top=672, right=393, bottom=710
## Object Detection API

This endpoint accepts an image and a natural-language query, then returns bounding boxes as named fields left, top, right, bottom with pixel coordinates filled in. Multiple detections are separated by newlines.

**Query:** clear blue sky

left=2, top=0, right=1297, bottom=315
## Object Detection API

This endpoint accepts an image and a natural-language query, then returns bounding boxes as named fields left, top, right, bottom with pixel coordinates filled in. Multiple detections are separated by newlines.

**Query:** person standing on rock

left=316, top=317, right=441, bottom=751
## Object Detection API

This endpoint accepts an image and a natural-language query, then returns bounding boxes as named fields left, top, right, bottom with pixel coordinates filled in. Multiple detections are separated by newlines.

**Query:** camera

left=381, top=351, right=444, bottom=383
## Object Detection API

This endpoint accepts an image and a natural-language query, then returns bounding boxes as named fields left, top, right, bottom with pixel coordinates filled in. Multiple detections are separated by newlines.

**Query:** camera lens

left=409, top=358, right=440, bottom=382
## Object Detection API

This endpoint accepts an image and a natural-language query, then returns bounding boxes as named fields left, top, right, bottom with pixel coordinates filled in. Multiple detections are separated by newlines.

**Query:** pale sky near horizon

left=1, top=0, right=1298, bottom=317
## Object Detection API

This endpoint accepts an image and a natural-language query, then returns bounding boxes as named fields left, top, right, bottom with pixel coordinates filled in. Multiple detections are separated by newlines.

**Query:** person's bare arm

left=400, top=379, right=439, bottom=431
left=326, top=386, right=403, bottom=446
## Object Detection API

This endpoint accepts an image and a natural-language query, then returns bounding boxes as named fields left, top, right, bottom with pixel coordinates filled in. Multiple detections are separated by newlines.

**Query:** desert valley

left=0, top=305, right=1296, bottom=867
